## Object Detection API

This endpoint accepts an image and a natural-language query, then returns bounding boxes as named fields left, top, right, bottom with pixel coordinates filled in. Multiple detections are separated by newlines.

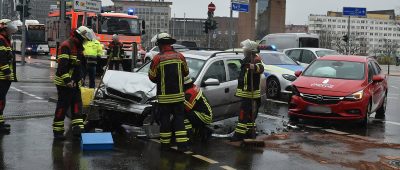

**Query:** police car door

left=200, top=59, right=229, bottom=119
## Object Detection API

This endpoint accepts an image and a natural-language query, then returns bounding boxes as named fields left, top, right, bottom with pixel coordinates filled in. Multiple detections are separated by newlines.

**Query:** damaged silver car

left=88, top=51, right=244, bottom=132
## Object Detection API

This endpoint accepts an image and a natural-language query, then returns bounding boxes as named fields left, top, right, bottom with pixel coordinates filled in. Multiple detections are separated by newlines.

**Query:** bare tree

left=382, top=38, right=399, bottom=57
left=317, top=29, right=335, bottom=49
left=332, top=34, right=368, bottom=55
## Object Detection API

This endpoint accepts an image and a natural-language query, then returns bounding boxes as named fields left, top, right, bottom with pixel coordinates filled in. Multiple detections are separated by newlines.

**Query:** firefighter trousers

left=109, top=60, right=121, bottom=70
left=53, top=86, right=84, bottom=135
left=233, top=98, right=261, bottom=139
left=158, top=102, right=188, bottom=148
left=0, top=81, right=11, bottom=124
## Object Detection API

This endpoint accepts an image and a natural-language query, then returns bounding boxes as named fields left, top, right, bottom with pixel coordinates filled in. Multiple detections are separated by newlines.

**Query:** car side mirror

left=372, top=75, right=384, bottom=82
left=202, top=78, right=220, bottom=87
left=294, top=70, right=302, bottom=77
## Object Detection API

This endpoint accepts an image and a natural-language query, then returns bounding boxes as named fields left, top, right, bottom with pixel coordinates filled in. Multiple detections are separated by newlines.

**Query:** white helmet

left=241, top=39, right=259, bottom=53
left=151, top=33, right=176, bottom=45
left=0, top=19, right=18, bottom=34
left=76, top=26, right=94, bottom=41
left=112, top=34, right=119, bottom=41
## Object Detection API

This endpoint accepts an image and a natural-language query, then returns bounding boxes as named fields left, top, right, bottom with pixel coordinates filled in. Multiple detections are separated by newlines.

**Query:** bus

left=259, top=33, right=319, bottom=51
left=12, top=21, right=49, bottom=54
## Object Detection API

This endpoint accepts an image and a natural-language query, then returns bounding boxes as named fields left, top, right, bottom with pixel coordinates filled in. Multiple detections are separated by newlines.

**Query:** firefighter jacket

left=184, top=84, right=213, bottom=124
left=107, top=41, right=124, bottom=61
left=0, top=33, right=16, bottom=81
left=148, top=45, right=189, bottom=104
left=235, top=54, right=264, bottom=99
left=83, top=40, right=103, bottom=64
left=54, top=37, right=84, bottom=87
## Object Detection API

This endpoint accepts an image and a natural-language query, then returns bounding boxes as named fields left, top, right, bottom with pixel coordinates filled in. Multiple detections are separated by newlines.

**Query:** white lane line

left=192, top=155, right=219, bottom=164
left=390, top=86, right=399, bottom=89
left=266, top=98, right=288, bottom=104
left=384, top=121, right=400, bottom=126
left=10, top=86, right=44, bottom=100
left=220, top=165, right=237, bottom=170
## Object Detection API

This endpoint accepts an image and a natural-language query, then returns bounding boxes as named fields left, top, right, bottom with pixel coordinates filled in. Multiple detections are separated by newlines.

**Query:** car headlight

left=26, top=47, right=32, bottom=50
left=344, top=90, right=363, bottom=101
left=282, top=74, right=297, bottom=82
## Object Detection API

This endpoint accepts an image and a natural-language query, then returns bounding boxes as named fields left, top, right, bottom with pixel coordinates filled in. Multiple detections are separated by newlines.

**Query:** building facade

left=285, top=25, right=308, bottom=33
left=1, top=0, right=18, bottom=20
left=30, top=0, right=57, bottom=24
left=308, top=10, right=400, bottom=56
left=112, top=0, right=172, bottom=48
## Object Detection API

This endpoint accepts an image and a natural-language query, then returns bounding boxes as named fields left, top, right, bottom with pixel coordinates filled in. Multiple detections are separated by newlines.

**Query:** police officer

left=231, top=39, right=264, bottom=141
left=53, top=26, right=94, bottom=140
left=148, top=33, right=189, bottom=151
left=107, top=34, right=124, bottom=70
left=0, top=19, right=17, bottom=133
left=183, top=76, right=213, bottom=142
left=83, top=30, right=103, bottom=88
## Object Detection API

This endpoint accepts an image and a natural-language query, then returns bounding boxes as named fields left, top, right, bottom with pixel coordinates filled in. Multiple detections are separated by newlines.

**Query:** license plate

left=307, top=105, right=331, bottom=113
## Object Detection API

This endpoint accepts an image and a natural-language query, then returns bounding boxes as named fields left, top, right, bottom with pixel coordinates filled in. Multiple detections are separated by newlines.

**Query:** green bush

left=377, top=56, right=396, bottom=65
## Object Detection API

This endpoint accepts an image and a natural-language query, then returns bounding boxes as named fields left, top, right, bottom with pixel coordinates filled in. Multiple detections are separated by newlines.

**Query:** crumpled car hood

left=103, top=70, right=156, bottom=103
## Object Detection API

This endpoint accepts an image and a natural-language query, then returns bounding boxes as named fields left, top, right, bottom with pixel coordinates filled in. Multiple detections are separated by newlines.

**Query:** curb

left=4, top=112, right=53, bottom=120
left=17, top=80, right=53, bottom=83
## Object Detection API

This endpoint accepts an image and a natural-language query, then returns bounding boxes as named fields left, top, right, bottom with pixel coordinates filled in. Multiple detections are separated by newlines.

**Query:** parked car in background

left=289, top=55, right=387, bottom=127
left=284, top=48, right=339, bottom=67
left=90, top=51, right=244, bottom=131
left=143, top=44, right=189, bottom=63
left=259, top=51, right=304, bottom=99
left=259, top=33, right=319, bottom=51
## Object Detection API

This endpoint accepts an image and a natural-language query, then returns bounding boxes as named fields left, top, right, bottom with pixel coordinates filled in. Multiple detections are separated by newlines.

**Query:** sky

left=102, top=0, right=400, bottom=25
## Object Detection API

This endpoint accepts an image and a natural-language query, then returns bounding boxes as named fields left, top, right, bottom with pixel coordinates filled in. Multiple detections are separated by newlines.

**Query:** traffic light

left=16, top=0, right=31, bottom=18
left=210, top=20, right=217, bottom=30
left=342, top=35, right=349, bottom=43
left=24, top=5, right=31, bottom=18
left=203, top=20, right=210, bottom=34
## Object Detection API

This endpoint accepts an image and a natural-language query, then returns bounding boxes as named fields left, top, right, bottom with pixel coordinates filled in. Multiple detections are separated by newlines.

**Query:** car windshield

left=316, top=50, right=339, bottom=57
left=137, top=57, right=206, bottom=80
left=100, top=17, right=140, bottom=36
left=260, top=53, right=298, bottom=65
left=303, top=60, right=365, bottom=80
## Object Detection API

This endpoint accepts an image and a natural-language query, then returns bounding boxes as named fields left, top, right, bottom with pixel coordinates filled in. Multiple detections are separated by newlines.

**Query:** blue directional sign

left=343, top=7, right=367, bottom=17
left=232, top=3, right=249, bottom=13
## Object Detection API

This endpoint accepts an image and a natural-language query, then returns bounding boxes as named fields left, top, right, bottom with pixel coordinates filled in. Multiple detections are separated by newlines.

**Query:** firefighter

left=0, top=19, right=17, bottom=133
left=83, top=30, right=103, bottom=88
left=231, top=39, right=264, bottom=141
left=107, top=34, right=124, bottom=70
left=53, top=26, right=94, bottom=140
left=148, top=33, right=189, bottom=151
left=183, top=76, right=213, bottom=142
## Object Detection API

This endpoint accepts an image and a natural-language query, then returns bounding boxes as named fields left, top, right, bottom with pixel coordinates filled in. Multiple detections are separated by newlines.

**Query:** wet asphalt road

left=0, top=57, right=399, bottom=169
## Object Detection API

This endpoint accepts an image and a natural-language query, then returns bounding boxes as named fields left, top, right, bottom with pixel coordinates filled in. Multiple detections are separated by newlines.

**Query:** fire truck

left=46, top=10, right=145, bottom=71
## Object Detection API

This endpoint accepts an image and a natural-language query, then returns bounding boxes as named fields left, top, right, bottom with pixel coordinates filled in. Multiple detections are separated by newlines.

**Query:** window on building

left=370, top=33, right=374, bottom=36
left=361, top=26, right=364, bottom=29
left=384, top=33, right=387, bottom=36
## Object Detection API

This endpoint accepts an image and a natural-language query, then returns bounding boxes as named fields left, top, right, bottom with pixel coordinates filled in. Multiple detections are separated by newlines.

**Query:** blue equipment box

left=81, top=132, right=114, bottom=151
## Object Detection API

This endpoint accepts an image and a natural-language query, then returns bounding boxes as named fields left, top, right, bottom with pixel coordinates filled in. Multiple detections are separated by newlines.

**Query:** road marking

left=192, top=155, right=219, bottom=164
left=18, top=86, right=56, bottom=89
left=384, top=121, right=400, bottom=126
left=390, top=85, right=399, bottom=89
left=305, top=125, right=322, bottom=129
left=220, top=165, right=237, bottom=170
left=388, top=97, right=398, bottom=99
left=324, top=129, right=350, bottom=135
left=10, top=86, right=44, bottom=100
left=266, top=98, right=288, bottom=104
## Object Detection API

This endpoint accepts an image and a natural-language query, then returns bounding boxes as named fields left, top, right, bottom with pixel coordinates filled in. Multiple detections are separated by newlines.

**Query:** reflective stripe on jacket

left=0, top=34, right=15, bottom=81
left=54, top=37, right=84, bottom=86
left=235, top=54, right=264, bottom=99
left=148, top=46, right=189, bottom=103
left=184, top=84, right=213, bottom=124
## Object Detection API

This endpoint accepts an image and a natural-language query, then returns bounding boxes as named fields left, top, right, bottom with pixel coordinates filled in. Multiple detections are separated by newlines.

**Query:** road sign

left=343, top=7, right=367, bottom=17
left=232, top=2, right=249, bottom=12
left=73, top=0, right=101, bottom=13
left=208, top=2, right=216, bottom=12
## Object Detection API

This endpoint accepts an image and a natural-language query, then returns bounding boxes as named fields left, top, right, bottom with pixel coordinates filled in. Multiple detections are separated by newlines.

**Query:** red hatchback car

left=289, top=55, right=387, bottom=126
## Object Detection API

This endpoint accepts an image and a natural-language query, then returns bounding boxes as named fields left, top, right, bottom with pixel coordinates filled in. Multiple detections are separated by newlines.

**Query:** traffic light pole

left=347, top=16, right=350, bottom=55
left=21, top=0, right=26, bottom=65
left=228, top=6, right=233, bottom=49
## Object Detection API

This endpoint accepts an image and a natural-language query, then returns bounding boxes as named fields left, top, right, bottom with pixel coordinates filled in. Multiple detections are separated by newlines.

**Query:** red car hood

left=293, top=76, right=366, bottom=96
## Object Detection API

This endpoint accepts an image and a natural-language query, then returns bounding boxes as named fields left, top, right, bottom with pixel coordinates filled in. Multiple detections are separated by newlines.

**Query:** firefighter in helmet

left=107, top=34, right=124, bottom=70
left=148, top=33, right=190, bottom=151
left=53, top=26, right=94, bottom=140
left=0, top=19, right=18, bottom=133
left=231, top=39, right=264, bottom=141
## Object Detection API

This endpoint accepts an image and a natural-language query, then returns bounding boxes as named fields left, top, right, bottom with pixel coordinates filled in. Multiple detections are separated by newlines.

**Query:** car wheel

left=266, top=77, right=281, bottom=99
left=361, top=101, right=372, bottom=127
left=375, top=92, right=387, bottom=119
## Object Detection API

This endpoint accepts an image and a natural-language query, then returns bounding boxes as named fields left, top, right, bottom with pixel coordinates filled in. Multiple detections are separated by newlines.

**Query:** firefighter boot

left=0, top=123, right=10, bottom=134
left=72, top=125, right=83, bottom=137
left=53, top=132, right=66, bottom=140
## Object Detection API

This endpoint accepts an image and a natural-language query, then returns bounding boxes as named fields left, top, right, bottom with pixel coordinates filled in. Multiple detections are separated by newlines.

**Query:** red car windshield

left=303, top=60, right=365, bottom=80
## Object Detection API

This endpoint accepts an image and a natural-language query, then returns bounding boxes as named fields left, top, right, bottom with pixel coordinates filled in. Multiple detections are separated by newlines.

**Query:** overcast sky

left=102, top=0, right=400, bottom=24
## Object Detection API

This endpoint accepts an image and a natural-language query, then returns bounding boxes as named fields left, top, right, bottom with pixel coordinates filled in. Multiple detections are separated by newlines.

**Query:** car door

left=199, top=59, right=230, bottom=119
left=370, top=61, right=385, bottom=110
left=225, top=58, right=243, bottom=116
left=367, top=61, right=382, bottom=111
left=286, top=49, right=302, bottom=63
